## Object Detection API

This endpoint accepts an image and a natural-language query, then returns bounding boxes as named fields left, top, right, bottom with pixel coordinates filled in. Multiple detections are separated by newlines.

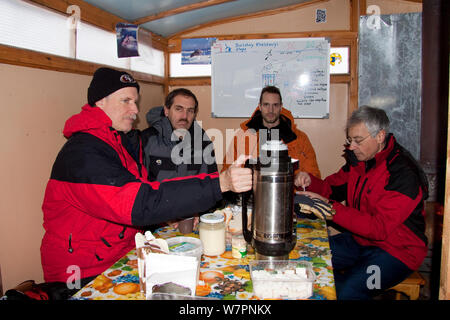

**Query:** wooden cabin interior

left=0, top=0, right=449, bottom=300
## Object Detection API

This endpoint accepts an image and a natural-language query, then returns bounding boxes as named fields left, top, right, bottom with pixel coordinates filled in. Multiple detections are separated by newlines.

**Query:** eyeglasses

left=345, top=134, right=371, bottom=146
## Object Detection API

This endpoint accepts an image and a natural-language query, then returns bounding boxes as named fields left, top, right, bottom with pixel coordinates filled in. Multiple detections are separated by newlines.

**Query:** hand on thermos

left=220, top=155, right=253, bottom=193
left=294, top=193, right=335, bottom=220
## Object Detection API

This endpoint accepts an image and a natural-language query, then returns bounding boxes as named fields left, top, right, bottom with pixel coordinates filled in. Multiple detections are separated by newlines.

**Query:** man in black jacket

left=141, top=88, right=219, bottom=228
left=141, top=88, right=217, bottom=182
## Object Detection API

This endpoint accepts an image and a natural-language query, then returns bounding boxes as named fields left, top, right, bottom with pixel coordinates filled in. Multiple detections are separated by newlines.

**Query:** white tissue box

left=135, top=233, right=199, bottom=299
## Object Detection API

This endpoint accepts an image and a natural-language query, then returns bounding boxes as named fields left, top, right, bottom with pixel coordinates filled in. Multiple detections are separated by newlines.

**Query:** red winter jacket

left=41, top=105, right=222, bottom=283
left=308, top=134, right=428, bottom=270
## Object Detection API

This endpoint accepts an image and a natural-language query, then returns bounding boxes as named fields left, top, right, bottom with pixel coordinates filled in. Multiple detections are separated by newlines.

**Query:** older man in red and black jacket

left=40, top=68, right=252, bottom=296
left=295, top=106, right=428, bottom=300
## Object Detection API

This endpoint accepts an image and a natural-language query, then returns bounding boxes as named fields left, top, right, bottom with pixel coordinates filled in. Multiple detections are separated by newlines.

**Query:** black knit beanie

left=87, top=67, right=140, bottom=106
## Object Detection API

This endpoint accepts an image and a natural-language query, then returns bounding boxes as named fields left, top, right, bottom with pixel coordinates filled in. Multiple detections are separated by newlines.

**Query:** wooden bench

left=390, top=271, right=426, bottom=300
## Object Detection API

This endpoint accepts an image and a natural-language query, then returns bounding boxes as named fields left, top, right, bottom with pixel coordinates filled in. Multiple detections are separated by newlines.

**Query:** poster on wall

left=116, top=23, right=139, bottom=58
left=181, top=38, right=216, bottom=65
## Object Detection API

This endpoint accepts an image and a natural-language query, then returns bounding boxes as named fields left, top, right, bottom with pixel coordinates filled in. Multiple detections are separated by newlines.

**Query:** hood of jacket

left=63, top=104, right=112, bottom=139
left=241, top=106, right=297, bottom=143
left=145, top=106, right=174, bottom=143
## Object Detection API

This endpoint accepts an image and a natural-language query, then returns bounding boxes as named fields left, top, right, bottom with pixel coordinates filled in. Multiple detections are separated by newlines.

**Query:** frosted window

left=0, top=0, right=72, bottom=57
left=170, top=53, right=211, bottom=77
left=130, top=43, right=165, bottom=77
left=77, top=21, right=129, bottom=69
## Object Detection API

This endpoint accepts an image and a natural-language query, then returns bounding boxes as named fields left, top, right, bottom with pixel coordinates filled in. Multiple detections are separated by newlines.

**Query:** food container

left=198, top=213, right=226, bottom=256
left=149, top=293, right=218, bottom=300
left=249, top=260, right=316, bottom=299
left=166, top=236, right=203, bottom=263
left=231, top=234, right=247, bottom=259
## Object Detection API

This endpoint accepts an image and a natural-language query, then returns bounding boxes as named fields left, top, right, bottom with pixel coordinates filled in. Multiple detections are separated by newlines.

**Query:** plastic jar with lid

left=199, top=213, right=226, bottom=256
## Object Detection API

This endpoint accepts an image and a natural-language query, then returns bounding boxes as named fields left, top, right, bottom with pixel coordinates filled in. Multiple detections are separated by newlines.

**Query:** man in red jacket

left=295, top=106, right=428, bottom=300
left=40, top=68, right=252, bottom=297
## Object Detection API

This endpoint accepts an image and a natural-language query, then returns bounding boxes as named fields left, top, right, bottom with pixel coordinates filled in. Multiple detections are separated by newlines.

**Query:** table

left=71, top=217, right=336, bottom=300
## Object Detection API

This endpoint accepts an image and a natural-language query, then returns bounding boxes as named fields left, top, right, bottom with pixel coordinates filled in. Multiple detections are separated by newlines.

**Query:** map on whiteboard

left=211, top=38, right=330, bottom=118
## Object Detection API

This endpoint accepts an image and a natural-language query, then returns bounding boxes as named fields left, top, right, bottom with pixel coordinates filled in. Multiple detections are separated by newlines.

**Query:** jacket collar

left=63, top=104, right=112, bottom=138
left=243, top=107, right=297, bottom=143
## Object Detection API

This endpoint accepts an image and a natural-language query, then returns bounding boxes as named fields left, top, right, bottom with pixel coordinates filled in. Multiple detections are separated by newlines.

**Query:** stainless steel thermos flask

left=242, top=140, right=297, bottom=261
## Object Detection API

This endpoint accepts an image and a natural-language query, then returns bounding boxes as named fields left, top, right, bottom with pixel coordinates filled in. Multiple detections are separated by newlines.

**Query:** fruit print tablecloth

left=71, top=217, right=336, bottom=300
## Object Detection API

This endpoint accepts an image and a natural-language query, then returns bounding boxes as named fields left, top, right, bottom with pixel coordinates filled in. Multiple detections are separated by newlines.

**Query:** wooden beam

left=439, top=66, right=450, bottom=300
left=348, top=0, right=360, bottom=116
left=28, top=0, right=168, bottom=50
left=0, top=44, right=164, bottom=85
left=133, top=0, right=237, bottom=25
left=169, top=77, right=212, bottom=87
left=348, top=34, right=359, bottom=116
left=164, top=50, right=170, bottom=97
left=359, top=0, right=367, bottom=16
left=350, top=0, right=360, bottom=32
left=168, top=0, right=331, bottom=39
left=29, top=0, right=127, bottom=32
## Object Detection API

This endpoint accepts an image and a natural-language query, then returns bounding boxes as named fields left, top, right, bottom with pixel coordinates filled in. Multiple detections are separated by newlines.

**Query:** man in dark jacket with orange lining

left=40, top=67, right=252, bottom=293
left=294, top=106, right=428, bottom=300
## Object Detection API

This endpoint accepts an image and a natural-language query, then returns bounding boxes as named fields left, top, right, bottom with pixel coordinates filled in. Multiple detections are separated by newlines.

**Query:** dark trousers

left=329, top=232, right=413, bottom=300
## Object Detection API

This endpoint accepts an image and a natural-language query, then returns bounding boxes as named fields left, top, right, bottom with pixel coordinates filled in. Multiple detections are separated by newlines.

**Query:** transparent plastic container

left=166, top=236, right=203, bottom=263
left=249, top=260, right=316, bottom=299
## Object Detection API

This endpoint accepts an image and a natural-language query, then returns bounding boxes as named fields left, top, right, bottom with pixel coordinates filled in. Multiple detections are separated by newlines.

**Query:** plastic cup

left=178, top=217, right=194, bottom=234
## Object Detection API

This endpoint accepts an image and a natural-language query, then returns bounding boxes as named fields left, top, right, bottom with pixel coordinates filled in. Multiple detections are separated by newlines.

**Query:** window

left=0, top=0, right=72, bottom=58
left=130, top=42, right=165, bottom=77
left=77, top=21, right=129, bottom=69
left=170, top=47, right=350, bottom=77
left=170, top=53, right=211, bottom=77
left=330, top=47, right=349, bottom=74
left=0, top=0, right=165, bottom=78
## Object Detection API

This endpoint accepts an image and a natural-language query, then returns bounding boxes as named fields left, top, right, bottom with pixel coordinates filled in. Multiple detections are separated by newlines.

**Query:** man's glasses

left=345, top=134, right=371, bottom=146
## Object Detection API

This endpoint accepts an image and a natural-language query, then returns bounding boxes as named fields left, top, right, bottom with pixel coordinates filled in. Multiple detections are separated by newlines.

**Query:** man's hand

left=294, top=194, right=335, bottom=220
left=167, top=216, right=199, bottom=229
left=219, top=155, right=252, bottom=193
left=294, top=172, right=311, bottom=189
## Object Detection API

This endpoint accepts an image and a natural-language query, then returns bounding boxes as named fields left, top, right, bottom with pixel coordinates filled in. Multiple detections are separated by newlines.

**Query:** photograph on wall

left=181, top=38, right=216, bottom=65
left=116, top=23, right=139, bottom=58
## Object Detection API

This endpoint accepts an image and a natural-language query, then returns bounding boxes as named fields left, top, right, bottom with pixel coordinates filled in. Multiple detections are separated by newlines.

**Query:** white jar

left=199, top=213, right=226, bottom=256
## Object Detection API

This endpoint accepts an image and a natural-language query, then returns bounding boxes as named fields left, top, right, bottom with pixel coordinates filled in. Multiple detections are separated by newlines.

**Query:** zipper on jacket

left=68, top=233, right=73, bottom=253
left=352, top=176, right=361, bottom=208
left=118, top=227, right=127, bottom=239
left=113, top=130, right=129, bottom=170
left=356, top=178, right=368, bottom=210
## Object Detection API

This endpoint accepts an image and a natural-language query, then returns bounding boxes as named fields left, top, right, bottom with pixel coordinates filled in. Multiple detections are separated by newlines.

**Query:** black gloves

left=294, top=194, right=335, bottom=220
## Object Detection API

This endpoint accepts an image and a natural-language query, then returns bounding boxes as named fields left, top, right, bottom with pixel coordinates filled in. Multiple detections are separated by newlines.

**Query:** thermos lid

left=200, top=212, right=225, bottom=224
left=261, top=140, right=288, bottom=151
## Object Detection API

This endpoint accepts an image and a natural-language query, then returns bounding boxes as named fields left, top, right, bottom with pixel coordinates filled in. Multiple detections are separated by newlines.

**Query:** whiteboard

left=211, top=38, right=330, bottom=118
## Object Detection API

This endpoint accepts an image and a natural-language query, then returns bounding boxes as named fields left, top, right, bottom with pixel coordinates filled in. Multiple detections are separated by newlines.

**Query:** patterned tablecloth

left=71, top=217, right=336, bottom=300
